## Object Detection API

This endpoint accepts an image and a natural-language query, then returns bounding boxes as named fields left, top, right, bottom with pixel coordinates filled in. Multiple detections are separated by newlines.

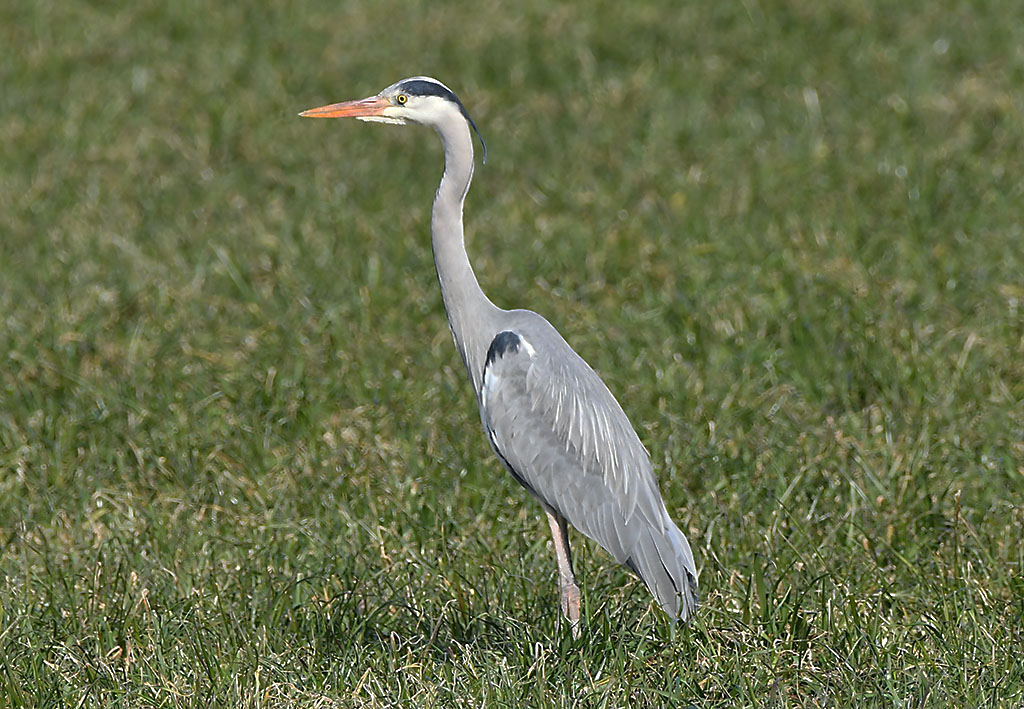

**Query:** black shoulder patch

left=485, top=331, right=521, bottom=367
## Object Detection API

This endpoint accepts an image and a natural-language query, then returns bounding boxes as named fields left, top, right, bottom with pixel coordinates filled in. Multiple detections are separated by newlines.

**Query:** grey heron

left=301, top=77, right=698, bottom=632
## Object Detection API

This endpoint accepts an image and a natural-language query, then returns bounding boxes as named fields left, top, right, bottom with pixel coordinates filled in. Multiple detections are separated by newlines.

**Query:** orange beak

left=298, top=95, right=390, bottom=118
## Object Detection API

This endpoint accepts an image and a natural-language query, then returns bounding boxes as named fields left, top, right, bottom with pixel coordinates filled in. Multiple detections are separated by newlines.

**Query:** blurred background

left=1, top=0, right=1022, bottom=704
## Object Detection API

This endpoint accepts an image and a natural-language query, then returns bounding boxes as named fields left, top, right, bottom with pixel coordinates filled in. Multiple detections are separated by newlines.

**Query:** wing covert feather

left=480, top=323, right=666, bottom=560
left=479, top=320, right=699, bottom=619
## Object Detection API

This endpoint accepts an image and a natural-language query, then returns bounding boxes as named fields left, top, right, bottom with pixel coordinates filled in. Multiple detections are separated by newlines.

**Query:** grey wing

left=479, top=325, right=698, bottom=619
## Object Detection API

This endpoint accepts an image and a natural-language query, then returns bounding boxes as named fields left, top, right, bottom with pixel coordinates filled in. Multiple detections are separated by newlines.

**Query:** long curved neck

left=430, top=115, right=499, bottom=388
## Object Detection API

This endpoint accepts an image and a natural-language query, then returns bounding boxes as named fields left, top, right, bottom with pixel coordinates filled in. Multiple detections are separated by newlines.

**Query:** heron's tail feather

left=626, top=515, right=698, bottom=621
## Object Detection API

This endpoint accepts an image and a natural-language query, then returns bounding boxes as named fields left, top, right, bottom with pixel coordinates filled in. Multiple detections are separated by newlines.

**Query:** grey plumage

left=480, top=317, right=698, bottom=619
left=301, top=76, right=699, bottom=628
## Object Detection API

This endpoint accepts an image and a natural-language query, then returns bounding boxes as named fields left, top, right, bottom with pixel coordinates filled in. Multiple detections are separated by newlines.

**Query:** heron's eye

left=396, top=94, right=408, bottom=105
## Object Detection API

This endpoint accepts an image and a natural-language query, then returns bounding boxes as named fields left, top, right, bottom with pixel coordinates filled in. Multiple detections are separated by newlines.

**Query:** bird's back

left=476, top=309, right=698, bottom=619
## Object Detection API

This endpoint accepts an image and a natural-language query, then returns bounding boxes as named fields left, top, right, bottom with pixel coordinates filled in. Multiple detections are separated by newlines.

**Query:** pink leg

left=545, top=509, right=581, bottom=637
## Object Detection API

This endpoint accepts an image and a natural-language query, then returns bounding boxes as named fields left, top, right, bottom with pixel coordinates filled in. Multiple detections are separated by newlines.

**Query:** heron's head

left=300, top=76, right=486, bottom=160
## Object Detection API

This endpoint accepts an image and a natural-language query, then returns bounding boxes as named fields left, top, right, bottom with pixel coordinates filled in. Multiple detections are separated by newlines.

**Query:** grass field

left=2, top=0, right=1023, bottom=705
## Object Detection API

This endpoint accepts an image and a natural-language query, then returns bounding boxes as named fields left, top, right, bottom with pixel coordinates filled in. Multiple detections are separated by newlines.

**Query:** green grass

left=2, top=0, right=1023, bottom=705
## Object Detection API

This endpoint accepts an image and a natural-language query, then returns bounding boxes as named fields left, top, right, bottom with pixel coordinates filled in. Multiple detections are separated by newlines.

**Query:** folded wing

left=479, top=323, right=698, bottom=619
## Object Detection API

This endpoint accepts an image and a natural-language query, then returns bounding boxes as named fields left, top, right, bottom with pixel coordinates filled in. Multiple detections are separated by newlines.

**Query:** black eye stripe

left=399, top=80, right=458, bottom=101
left=397, top=79, right=488, bottom=163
